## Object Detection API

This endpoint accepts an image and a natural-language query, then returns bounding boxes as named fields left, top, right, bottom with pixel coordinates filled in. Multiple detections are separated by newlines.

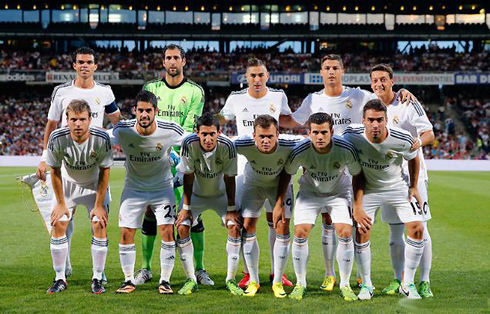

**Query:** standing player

left=281, top=54, right=416, bottom=291
left=137, top=44, right=210, bottom=286
left=277, top=113, right=362, bottom=301
left=46, top=100, right=113, bottom=294
left=344, top=100, right=425, bottom=300
left=220, top=58, right=294, bottom=288
left=110, top=91, right=185, bottom=295
left=174, top=113, right=242, bottom=295
left=37, top=46, right=120, bottom=279
left=370, top=64, right=434, bottom=298
left=234, top=115, right=301, bottom=298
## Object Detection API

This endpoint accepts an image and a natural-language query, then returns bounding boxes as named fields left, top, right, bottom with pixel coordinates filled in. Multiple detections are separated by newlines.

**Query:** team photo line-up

left=37, top=44, right=434, bottom=301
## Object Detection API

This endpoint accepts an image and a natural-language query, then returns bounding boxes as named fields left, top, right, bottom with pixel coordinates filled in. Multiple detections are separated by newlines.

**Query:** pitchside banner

left=231, top=72, right=304, bottom=85
left=304, top=73, right=455, bottom=85
left=454, top=73, right=490, bottom=84
left=46, top=71, right=119, bottom=83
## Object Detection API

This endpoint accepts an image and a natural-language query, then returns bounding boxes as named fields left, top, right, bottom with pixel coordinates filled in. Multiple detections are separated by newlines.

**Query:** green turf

left=0, top=168, right=489, bottom=313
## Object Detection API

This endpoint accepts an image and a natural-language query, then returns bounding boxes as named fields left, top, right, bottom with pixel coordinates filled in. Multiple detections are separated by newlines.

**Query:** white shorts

left=294, top=189, right=353, bottom=226
left=240, top=183, right=293, bottom=219
left=381, top=180, right=431, bottom=224
left=236, top=155, right=273, bottom=213
left=363, top=189, right=423, bottom=224
left=179, top=193, right=231, bottom=226
left=51, top=179, right=110, bottom=222
left=119, top=186, right=176, bottom=228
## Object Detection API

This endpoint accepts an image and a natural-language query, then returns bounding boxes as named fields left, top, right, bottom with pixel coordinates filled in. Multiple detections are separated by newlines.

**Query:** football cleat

left=158, top=280, right=173, bottom=295
left=226, top=279, right=244, bottom=296
left=340, top=285, right=358, bottom=301
left=134, top=269, right=152, bottom=285
left=238, top=272, right=250, bottom=289
left=269, top=273, right=294, bottom=287
left=320, top=276, right=336, bottom=292
left=47, top=279, right=67, bottom=294
left=357, top=277, right=362, bottom=288
left=196, top=269, right=214, bottom=286
left=91, top=279, right=106, bottom=294
left=382, top=279, right=401, bottom=295
left=358, top=284, right=374, bottom=300
left=272, top=282, right=287, bottom=298
left=178, top=278, right=198, bottom=295
left=400, top=283, right=422, bottom=299
left=116, top=281, right=136, bottom=294
left=243, top=281, right=260, bottom=297
left=418, top=281, right=433, bottom=298
left=289, top=284, right=306, bottom=300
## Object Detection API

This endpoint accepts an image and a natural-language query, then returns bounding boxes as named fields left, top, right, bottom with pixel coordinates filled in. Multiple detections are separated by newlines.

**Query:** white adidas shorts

left=294, top=189, right=353, bottom=226
left=236, top=155, right=273, bottom=213
left=381, top=179, right=431, bottom=224
left=51, top=179, right=110, bottom=222
left=179, top=193, right=232, bottom=227
left=363, top=189, right=423, bottom=224
left=119, top=186, right=176, bottom=228
left=240, top=183, right=293, bottom=219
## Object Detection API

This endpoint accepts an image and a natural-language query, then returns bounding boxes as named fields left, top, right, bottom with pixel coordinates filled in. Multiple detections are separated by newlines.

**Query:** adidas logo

left=242, top=108, right=249, bottom=112
left=129, top=143, right=135, bottom=148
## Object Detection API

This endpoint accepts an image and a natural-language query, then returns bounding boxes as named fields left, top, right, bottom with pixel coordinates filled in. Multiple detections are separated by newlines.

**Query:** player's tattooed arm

left=50, top=166, right=69, bottom=226
left=352, top=171, right=371, bottom=234
left=272, top=169, right=291, bottom=228
left=90, top=167, right=110, bottom=228
left=37, top=120, right=59, bottom=181
left=224, top=175, right=242, bottom=228
left=411, top=130, right=435, bottom=151
left=175, top=173, right=194, bottom=227
left=408, top=155, right=422, bottom=206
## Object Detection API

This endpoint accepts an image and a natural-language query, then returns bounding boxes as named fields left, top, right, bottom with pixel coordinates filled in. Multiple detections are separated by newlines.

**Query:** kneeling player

left=344, top=100, right=425, bottom=300
left=46, top=100, right=113, bottom=294
left=110, top=91, right=185, bottom=295
left=234, top=115, right=302, bottom=298
left=174, top=113, right=242, bottom=295
left=276, top=113, right=362, bottom=301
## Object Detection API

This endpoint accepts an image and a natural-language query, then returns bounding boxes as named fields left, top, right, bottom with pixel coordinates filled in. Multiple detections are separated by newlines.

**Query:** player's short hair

left=320, top=54, right=343, bottom=68
left=196, top=112, right=220, bottom=132
left=66, top=99, right=92, bottom=118
left=370, top=64, right=394, bottom=79
left=307, top=112, right=334, bottom=130
left=72, top=46, right=97, bottom=64
left=247, top=58, right=267, bottom=70
left=253, top=114, right=278, bottom=132
left=363, top=99, right=387, bottom=117
left=163, top=44, right=186, bottom=59
left=135, top=90, right=158, bottom=109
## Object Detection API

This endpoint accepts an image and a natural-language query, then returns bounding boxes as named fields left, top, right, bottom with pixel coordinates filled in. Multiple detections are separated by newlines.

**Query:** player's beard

left=167, top=68, right=181, bottom=77
left=138, top=116, right=155, bottom=129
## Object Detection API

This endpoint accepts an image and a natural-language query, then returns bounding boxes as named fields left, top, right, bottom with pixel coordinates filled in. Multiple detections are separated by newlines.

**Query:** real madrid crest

left=277, top=158, right=284, bottom=166
left=269, top=104, right=276, bottom=113
left=333, top=161, right=340, bottom=169
left=216, top=158, right=222, bottom=165
left=156, top=142, right=163, bottom=151
left=393, top=115, right=399, bottom=124
left=40, top=182, right=49, bottom=198
left=345, top=99, right=353, bottom=109
left=90, top=150, right=98, bottom=159
left=181, top=96, right=187, bottom=104
left=385, top=151, right=394, bottom=160
left=95, top=97, right=101, bottom=105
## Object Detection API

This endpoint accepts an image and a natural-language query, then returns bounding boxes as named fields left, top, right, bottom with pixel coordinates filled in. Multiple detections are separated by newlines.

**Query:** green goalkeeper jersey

left=143, top=77, right=205, bottom=133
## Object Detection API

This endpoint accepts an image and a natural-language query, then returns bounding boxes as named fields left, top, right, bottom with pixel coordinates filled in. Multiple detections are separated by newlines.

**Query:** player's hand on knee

left=51, top=204, right=69, bottom=226
left=175, top=208, right=192, bottom=228
left=36, top=161, right=47, bottom=181
left=272, top=204, right=286, bottom=229
left=90, top=206, right=108, bottom=228
left=354, top=209, right=372, bottom=234
left=225, top=210, right=242, bottom=228
left=409, top=187, right=422, bottom=208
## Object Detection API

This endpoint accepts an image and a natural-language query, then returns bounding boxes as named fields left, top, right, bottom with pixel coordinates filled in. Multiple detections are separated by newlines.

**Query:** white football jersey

left=343, top=124, right=418, bottom=192
left=46, top=126, right=113, bottom=186
left=48, top=80, right=117, bottom=127
left=221, top=87, right=292, bottom=136
left=292, top=86, right=376, bottom=134
left=387, top=99, right=433, bottom=182
left=234, top=134, right=302, bottom=187
left=285, top=136, right=362, bottom=194
left=178, top=134, right=237, bottom=198
left=110, top=120, right=185, bottom=191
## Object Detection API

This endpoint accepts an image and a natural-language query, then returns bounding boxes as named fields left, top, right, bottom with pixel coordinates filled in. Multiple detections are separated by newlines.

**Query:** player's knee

left=335, top=225, right=352, bottom=238
left=227, top=225, right=241, bottom=238
left=178, top=224, right=190, bottom=238
left=294, top=226, right=310, bottom=239
left=410, top=223, right=424, bottom=240
left=191, top=219, right=205, bottom=233
left=159, top=224, right=174, bottom=242
left=275, top=219, right=290, bottom=235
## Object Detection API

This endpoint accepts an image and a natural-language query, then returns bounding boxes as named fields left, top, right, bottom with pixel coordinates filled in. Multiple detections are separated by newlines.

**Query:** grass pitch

left=0, top=168, right=489, bottom=313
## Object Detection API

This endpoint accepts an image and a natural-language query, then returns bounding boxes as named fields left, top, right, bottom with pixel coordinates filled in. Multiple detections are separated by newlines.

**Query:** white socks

left=322, top=224, right=337, bottom=277
left=50, top=236, right=68, bottom=281
left=355, top=241, right=372, bottom=287
left=91, top=237, right=108, bottom=280
left=119, top=243, right=136, bottom=284
left=160, top=240, right=176, bottom=283
left=337, top=236, right=354, bottom=288
left=389, top=224, right=406, bottom=281
left=403, top=236, right=425, bottom=285
left=242, top=233, right=260, bottom=283
left=226, top=236, right=241, bottom=281
left=177, top=236, right=196, bottom=282
left=65, top=219, right=74, bottom=270
left=419, top=222, right=432, bottom=283
left=292, top=236, right=309, bottom=287
left=273, top=234, right=290, bottom=284
left=268, top=222, right=276, bottom=275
